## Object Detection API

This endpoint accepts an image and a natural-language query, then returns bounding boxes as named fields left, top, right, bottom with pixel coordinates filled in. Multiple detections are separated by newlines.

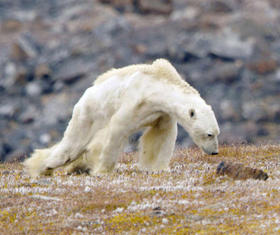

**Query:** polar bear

left=24, top=58, right=220, bottom=177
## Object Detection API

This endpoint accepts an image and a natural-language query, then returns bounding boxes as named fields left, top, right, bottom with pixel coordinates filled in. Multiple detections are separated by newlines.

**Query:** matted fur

left=95, top=59, right=199, bottom=95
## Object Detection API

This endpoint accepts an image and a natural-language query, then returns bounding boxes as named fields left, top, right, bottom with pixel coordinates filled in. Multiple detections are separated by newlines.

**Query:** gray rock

left=99, top=0, right=173, bottom=15
left=19, top=105, right=38, bottom=124
left=39, top=133, right=51, bottom=145
left=171, top=6, right=200, bottom=21
left=25, top=81, right=42, bottom=96
left=136, top=0, right=173, bottom=15
left=220, top=100, right=238, bottom=121
left=53, top=58, right=86, bottom=84
left=0, top=143, right=13, bottom=162
left=208, top=62, right=243, bottom=84
left=257, top=128, right=269, bottom=137
left=98, top=0, right=134, bottom=13
left=10, top=33, right=41, bottom=61
left=205, top=0, right=234, bottom=13
left=2, top=63, right=30, bottom=93
left=185, top=34, right=212, bottom=59
left=275, top=69, right=280, bottom=81
left=3, top=63, right=17, bottom=88
left=5, top=150, right=26, bottom=163
left=0, top=103, right=18, bottom=119
left=210, top=31, right=254, bottom=60
left=53, top=81, right=64, bottom=92
left=242, top=102, right=267, bottom=122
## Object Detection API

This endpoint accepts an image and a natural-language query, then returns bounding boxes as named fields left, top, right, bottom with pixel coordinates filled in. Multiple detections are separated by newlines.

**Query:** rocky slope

left=0, top=0, right=280, bottom=161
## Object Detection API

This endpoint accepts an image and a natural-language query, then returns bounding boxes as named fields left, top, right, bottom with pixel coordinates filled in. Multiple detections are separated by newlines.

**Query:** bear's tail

left=23, top=148, right=53, bottom=177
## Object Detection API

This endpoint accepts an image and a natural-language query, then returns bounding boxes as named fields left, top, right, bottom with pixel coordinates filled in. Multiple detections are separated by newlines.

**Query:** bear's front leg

left=139, top=114, right=177, bottom=171
left=93, top=127, right=126, bottom=174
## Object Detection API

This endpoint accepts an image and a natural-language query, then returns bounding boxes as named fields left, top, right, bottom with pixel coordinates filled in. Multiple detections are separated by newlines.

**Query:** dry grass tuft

left=1, top=145, right=280, bottom=234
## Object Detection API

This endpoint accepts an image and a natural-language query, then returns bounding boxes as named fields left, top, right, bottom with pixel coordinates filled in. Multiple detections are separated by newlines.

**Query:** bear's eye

left=189, top=109, right=195, bottom=118
left=208, top=134, right=213, bottom=137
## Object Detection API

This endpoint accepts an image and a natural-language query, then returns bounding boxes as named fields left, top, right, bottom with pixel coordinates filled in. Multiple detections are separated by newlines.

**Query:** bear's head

left=185, top=104, right=220, bottom=155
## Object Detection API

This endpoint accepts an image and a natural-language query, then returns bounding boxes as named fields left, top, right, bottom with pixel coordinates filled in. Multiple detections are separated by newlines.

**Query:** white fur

left=24, top=59, right=220, bottom=177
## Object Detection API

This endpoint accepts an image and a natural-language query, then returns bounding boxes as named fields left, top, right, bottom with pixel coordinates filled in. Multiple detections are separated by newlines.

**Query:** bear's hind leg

left=139, top=115, right=177, bottom=171
left=64, top=153, right=90, bottom=175
left=93, top=111, right=131, bottom=174
left=65, top=128, right=107, bottom=175
left=24, top=94, right=96, bottom=177
left=23, top=148, right=54, bottom=177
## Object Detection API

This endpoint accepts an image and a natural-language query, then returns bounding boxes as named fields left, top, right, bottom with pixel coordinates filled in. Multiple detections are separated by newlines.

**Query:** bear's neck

left=149, top=89, right=204, bottom=132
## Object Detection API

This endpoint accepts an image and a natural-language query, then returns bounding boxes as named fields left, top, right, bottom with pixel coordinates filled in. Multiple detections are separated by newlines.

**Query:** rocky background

left=0, top=0, right=280, bottom=162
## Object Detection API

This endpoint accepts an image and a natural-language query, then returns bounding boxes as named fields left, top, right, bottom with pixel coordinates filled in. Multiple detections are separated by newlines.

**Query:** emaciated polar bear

left=24, top=59, right=220, bottom=177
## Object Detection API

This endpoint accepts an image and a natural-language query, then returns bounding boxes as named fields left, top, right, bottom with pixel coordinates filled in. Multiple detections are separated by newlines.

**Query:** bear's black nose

left=211, top=152, right=218, bottom=155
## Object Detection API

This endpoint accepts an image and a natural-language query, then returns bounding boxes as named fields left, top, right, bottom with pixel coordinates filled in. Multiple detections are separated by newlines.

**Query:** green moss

left=106, top=212, right=157, bottom=232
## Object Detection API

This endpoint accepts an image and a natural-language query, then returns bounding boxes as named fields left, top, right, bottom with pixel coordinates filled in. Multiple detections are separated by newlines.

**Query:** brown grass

left=1, top=145, right=280, bottom=234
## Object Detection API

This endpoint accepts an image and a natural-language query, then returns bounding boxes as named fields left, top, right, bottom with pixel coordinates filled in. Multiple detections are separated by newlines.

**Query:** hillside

left=1, top=0, right=280, bottom=162
left=1, top=145, right=280, bottom=234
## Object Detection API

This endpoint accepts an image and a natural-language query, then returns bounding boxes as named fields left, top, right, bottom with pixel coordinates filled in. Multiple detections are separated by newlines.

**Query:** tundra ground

left=1, top=145, right=280, bottom=234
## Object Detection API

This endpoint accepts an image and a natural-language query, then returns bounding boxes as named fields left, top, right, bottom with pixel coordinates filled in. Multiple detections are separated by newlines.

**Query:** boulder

left=217, top=161, right=268, bottom=180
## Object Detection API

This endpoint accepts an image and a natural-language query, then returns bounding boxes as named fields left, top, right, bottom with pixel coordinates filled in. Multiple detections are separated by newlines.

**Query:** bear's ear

left=189, top=109, right=195, bottom=118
